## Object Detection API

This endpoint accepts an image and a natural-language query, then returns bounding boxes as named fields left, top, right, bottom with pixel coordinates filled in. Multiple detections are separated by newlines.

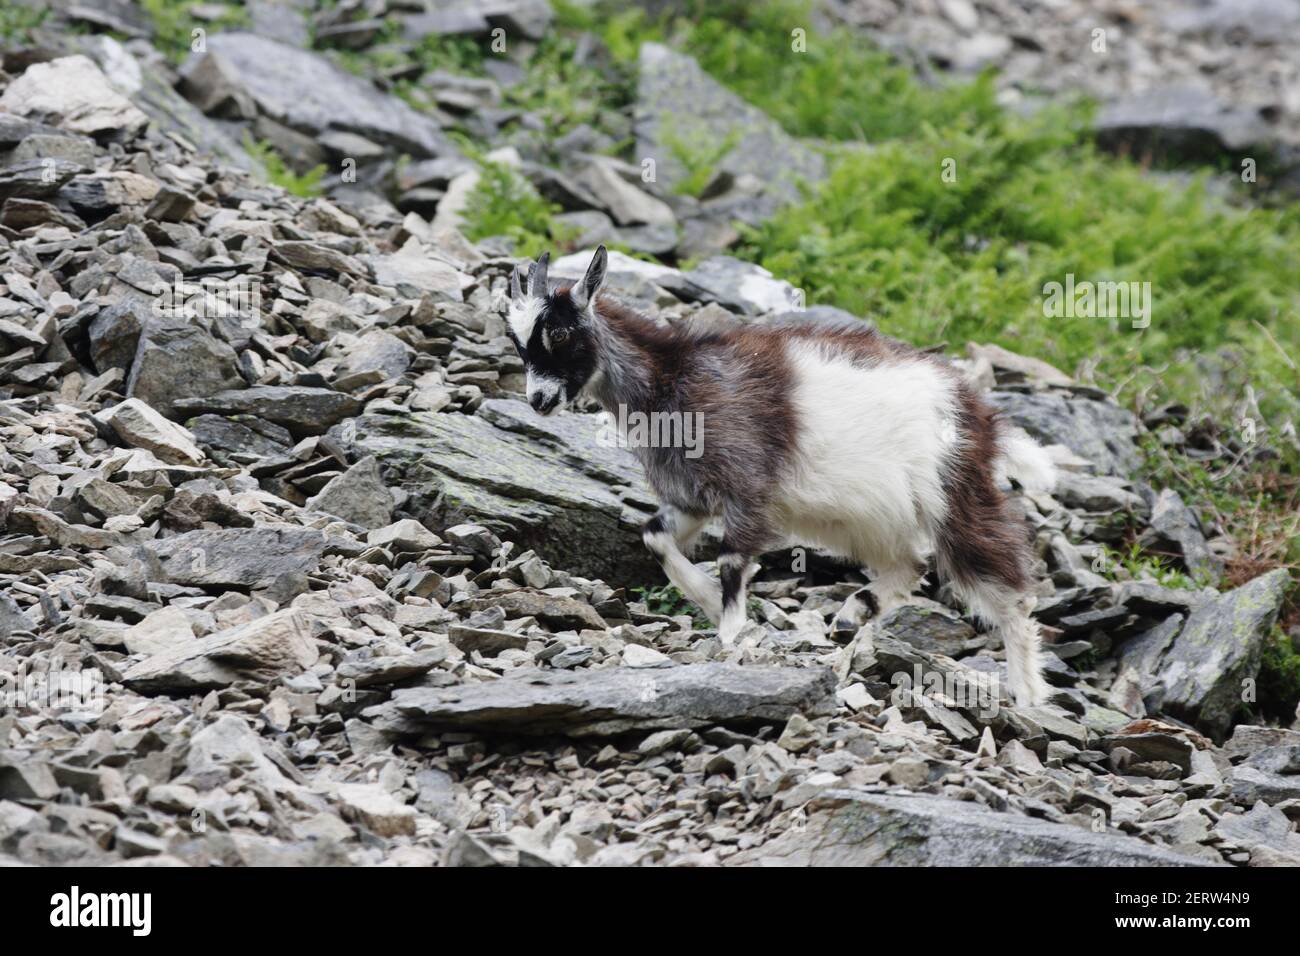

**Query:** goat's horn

left=528, top=251, right=550, bottom=298
left=510, top=265, right=523, bottom=302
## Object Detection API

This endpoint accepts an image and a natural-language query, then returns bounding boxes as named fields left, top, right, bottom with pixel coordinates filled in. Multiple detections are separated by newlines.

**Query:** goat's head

left=505, top=244, right=607, bottom=416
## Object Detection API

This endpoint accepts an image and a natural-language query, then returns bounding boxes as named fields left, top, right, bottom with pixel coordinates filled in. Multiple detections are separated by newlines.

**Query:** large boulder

left=1119, top=569, right=1290, bottom=738
left=181, top=33, right=459, bottom=160
left=334, top=399, right=664, bottom=586
left=367, top=663, right=838, bottom=736
left=730, top=791, right=1218, bottom=866
left=635, top=43, right=824, bottom=221
left=0, top=55, right=147, bottom=140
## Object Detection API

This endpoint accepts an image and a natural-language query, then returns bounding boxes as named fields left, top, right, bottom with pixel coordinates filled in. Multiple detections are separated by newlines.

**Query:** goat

left=504, top=245, right=1057, bottom=706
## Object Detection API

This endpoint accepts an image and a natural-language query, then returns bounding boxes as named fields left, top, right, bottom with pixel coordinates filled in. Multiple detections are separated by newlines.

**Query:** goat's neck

left=587, top=306, right=667, bottom=414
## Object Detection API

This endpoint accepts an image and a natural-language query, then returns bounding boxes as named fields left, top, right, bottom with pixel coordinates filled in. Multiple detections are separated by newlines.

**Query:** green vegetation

left=0, top=3, right=48, bottom=43
left=1259, top=629, right=1300, bottom=722
left=140, top=0, right=247, bottom=63
left=632, top=584, right=713, bottom=630
left=243, top=138, right=326, bottom=198
left=1094, top=541, right=1199, bottom=591
left=663, top=127, right=740, bottom=197
left=461, top=159, right=568, bottom=259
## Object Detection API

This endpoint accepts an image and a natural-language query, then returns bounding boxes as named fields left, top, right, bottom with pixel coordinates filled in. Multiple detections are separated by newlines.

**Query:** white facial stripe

left=526, top=371, right=564, bottom=403
left=508, top=297, right=542, bottom=345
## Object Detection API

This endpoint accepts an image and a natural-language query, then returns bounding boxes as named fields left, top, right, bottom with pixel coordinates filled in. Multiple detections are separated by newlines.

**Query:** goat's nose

left=529, top=391, right=557, bottom=413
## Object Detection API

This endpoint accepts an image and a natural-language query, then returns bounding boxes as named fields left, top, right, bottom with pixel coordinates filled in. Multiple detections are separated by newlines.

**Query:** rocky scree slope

left=0, top=7, right=1297, bottom=867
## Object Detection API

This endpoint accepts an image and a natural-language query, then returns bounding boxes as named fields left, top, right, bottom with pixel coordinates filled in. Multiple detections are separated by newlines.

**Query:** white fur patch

left=508, top=297, right=542, bottom=345
left=526, top=370, right=565, bottom=409
left=996, top=428, right=1057, bottom=491
left=775, top=343, right=959, bottom=570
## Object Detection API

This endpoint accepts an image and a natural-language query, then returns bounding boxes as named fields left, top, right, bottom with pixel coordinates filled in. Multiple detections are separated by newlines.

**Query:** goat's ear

left=526, top=251, right=550, bottom=299
left=509, top=265, right=524, bottom=308
left=570, top=244, right=607, bottom=313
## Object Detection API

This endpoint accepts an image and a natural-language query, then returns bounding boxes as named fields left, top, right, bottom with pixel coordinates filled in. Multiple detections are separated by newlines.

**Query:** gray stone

left=173, top=386, right=362, bottom=435
left=879, top=602, right=978, bottom=654
left=679, top=256, right=802, bottom=316
left=1141, top=488, right=1222, bottom=583
left=369, top=663, right=837, bottom=736
left=333, top=402, right=662, bottom=586
left=0, top=594, right=31, bottom=637
left=1140, top=569, right=1289, bottom=738
left=183, top=34, right=458, bottom=159
left=87, top=300, right=146, bottom=375
left=123, top=608, right=318, bottom=692
left=570, top=157, right=675, bottom=228
left=304, top=456, right=393, bottom=530
left=1097, top=86, right=1271, bottom=156
left=635, top=43, right=824, bottom=220
left=138, top=526, right=327, bottom=589
left=0, top=55, right=147, bottom=139
left=988, top=390, right=1143, bottom=476
left=729, top=791, right=1219, bottom=866
left=95, top=398, right=206, bottom=466
left=127, top=321, right=245, bottom=419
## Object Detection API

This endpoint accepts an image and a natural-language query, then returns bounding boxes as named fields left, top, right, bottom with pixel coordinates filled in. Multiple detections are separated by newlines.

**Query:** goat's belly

left=775, top=346, right=957, bottom=559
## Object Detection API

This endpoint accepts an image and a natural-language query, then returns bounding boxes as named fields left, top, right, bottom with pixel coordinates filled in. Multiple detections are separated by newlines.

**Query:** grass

left=1259, top=629, right=1300, bottom=723
left=460, top=159, right=567, bottom=259
left=139, top=0, right=247, bottom=63
left=0, top=3, right=48, bottom=43
left=243, top=138, right=326, bottom=198
left=1095, top=541, right=1200, bottom=591
left=663, top=127, right=741, bottom=197
left=632, top=584, right=713, bottom=630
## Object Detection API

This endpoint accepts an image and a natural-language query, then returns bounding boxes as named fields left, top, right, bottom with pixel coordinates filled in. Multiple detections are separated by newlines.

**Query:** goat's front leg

left=716, top=506, right=769, bottom=646
left=717, top=547, right=759, bottom=646
left=642, top=506, right=722, bottom=624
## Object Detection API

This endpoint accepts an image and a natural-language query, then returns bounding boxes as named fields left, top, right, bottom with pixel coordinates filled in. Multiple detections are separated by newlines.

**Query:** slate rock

left=0, top=55, right=148, bottom=139
left=127, top=321, right=246, bottom=419
left=184, top=34, right=458, bottom=159
left=635, top=43, right=824, bottom=220
left=370, top=663, right=837, bottom=736
left=303, top=456, right=393, bottom=530
left=138, top=526, right=327, bottom=589
left=123, top=608, right=318, bottom=692
left=173, top=386, right=361, bottom=435
left=1140, top=488, right=1222, bottom=582
left=95, top=398, right=205, bottom=466
left=729, top=791, right=1218, bottom=866
left=1097, top=86, right=1271, bottom=158
left=334, top=405, right=662, bottom=586
left=1135, top=569, right=1289, bottom=738
left=988, top=390, right=1142, bottom=476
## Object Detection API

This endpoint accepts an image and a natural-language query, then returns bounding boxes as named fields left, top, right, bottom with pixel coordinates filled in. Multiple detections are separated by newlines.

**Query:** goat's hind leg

left=953, top=576, right=1050, bottom=708
left=642, top=506, right=721, bottom=624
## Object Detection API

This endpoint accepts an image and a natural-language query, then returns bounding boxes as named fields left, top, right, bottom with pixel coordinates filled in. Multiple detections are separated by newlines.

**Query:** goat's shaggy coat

left=506, top=247, right=1055, bottom=706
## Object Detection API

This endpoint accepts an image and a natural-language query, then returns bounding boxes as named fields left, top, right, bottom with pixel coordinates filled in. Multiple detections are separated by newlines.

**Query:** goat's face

left=505, top=246, right=607, bottom=416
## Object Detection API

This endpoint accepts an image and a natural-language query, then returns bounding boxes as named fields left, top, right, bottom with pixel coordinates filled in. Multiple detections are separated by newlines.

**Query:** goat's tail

left=996, top=427, right=1056, bottom=492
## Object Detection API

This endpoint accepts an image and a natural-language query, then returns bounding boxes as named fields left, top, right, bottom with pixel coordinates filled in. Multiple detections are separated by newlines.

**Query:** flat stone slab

left=138, top=526, right=326, bottom=589
left=367, top=663, right=837, bottom=736
left=334, top=402, right=662, bottom=586
left=730, top=791, right=1221, bottom=867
